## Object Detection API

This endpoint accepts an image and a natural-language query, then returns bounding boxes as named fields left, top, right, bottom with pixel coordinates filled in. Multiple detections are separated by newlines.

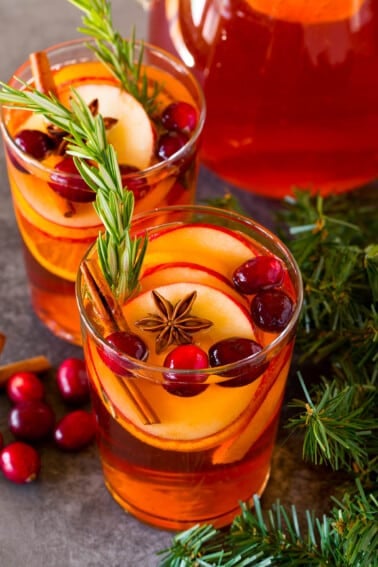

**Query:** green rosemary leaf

left=67, top=0, right=159, bottom=113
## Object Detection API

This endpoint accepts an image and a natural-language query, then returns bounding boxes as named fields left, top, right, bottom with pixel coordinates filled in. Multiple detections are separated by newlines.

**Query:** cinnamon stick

left=81, top=259, right=160, bottom=425
left=29, top=51, right=57, bottom=95
left=0, top=355, right=51, bottom=387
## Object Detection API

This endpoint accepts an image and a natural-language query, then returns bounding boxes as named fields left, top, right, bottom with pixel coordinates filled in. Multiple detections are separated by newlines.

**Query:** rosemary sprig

left=67, top=0, right=160, bottom=114
left=0, top=82, right=146, bottom=302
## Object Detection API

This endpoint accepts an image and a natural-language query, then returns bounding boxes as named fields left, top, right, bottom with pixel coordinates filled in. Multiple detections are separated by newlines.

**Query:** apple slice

left=140, top=261, right=248, bottom=307
left=87, top=282, right=266, bottom=451
left=143, top=224, right=259, bottom=279
left=74, top=84, right=154, bottom=169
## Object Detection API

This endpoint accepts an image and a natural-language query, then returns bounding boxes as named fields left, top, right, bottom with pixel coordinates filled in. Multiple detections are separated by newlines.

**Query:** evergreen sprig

left=159, top=482, right=378, bottom=566
left=67, top=0, right=160, bottom=114
left=0, top=82, right=147, bottom=302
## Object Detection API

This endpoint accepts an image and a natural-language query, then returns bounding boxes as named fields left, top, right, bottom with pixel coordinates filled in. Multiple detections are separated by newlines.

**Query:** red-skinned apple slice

left=87, top=282, right=266, bottom=451
left=143, top=224, right=260, bottom=279
left=140, top=261, right=249, bottom=307
left=74, top=84, right=154, bottom=169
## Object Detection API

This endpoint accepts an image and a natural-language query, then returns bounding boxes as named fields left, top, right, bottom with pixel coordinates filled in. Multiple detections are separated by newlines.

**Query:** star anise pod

left=135, top=290, right=213, bottom=354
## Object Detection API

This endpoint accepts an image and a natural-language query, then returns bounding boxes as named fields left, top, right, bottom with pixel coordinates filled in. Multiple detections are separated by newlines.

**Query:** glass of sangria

left=148, top=0, right=378, bottom=198
left=76, top=204, right=303, bottom=530
left=0, top=38, right=205, bottom=344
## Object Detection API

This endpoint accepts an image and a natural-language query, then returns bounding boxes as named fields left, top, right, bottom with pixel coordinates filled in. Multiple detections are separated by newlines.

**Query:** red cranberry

left=48, top=156, right=96, bottom=202
left=14, top=129, right=55, bottom=160
left=56, top=357, right=90, bottom=405
left=156, top=131, right=189, bottom=160
left=54, top=410, right=96, bottom=451
left=0, top=442, right=41, bottom=483
left=6, top=371, right=45, bottom=404
left=251, top=290, right=294, bottom=333
left=208, top=337, right=268, bottom=387
left=161, top=102, right=198, bottom=133
left=163, top=344, right=209, bottom=397
left=119, top=164, right=150, bottom=200
left=8, top=400, right=55, bottom=441
left=233, top=256, right=284, bottom=295
left=99, top=331, right=149, bottom=375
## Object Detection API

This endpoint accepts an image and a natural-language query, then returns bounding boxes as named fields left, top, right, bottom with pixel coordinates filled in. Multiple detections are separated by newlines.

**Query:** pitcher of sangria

left=148, top=0, right=378, bottom=198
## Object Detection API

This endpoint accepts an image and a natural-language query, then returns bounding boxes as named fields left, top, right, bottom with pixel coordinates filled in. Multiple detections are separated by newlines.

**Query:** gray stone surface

left=0, top=1, right=343, bottom=566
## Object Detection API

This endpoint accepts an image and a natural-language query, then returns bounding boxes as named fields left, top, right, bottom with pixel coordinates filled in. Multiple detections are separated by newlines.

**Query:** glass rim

left=0, top=37, right=206, bottom=181
left=76, top=204, right=303, bottom=381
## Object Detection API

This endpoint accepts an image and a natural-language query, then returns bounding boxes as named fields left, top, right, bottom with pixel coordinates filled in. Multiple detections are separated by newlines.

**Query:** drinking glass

left=0, top=38, right=205, bottom=344
left=149, top=0, right=378, bottom=198
left=76, top=204, right=303, bottom=530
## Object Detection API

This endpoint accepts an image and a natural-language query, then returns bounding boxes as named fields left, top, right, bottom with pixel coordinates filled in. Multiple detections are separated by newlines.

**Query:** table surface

left=0, top=2, right=343, bottom=566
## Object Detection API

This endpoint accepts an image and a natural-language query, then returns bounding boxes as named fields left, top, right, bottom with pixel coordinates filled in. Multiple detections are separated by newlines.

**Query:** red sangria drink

left=149, top=0, right=378, bottom=198
left=77, top=205, right=303, bottom=530
left=0, top=39, right=205, bottom=344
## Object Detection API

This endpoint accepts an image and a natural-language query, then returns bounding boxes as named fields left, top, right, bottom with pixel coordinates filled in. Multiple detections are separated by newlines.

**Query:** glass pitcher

left=148, top=0, right=378, bottom=198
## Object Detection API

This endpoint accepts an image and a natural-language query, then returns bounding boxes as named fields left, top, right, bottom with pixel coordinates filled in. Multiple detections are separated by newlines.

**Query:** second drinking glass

left=0, top=38, right=205, bottom=344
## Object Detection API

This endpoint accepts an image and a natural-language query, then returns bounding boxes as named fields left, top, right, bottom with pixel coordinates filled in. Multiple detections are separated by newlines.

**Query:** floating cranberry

left=14, top=129, right=55, bottom=160
left=56, top=357, right=90, bottom=405
left=156, top=131, right=189, bottom=160
left=99, top=330, right=149, bottom=375
left=209, top=337, right=268, bottom=387
left=163, top=344, right=209, bottom=397
left=161, top=102, right=198, bottom=133
left=0, top=442, right=41, bottom=483
left=233, top=256, right=284, bottom=295
left=48, top=156, right=96, bottom=202
left=54, top=410, right=96, bottom=451
left=120, top=164, right=150, bottom=200
left=6, top=371, right=45, bottom=404
left=8, top=400, right=55, bottom=441
left=251, top=290, right=294, bottom=333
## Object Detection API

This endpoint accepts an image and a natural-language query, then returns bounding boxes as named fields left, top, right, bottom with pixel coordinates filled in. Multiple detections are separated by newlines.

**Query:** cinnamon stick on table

left=0, top=355, right=51, bottom=387
left=81, top=259, right=160, bottom=426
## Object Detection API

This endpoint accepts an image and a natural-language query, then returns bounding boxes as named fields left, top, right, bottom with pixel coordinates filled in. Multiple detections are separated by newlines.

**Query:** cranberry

left=0, top=442, right=41, bottom=483
left=163, top=344, right=209, bottom=397
left=161, top=102, right=198, bottom=133
left=54, top=410, right=96, bottom=451
left=99, top=331, right=149, bottom=375
left=6, top=371, right=45, bottom=404
left=48, top=156, right=96, bottom=202
left=233, top=256, right=284, bottom=295
left=14, top=129, right=55, bottom=160
left=8, top=400, right=55, bottom=441
left=156, top=131, right=189, bottom=161
left=209, top=337, right=268, bottom=387
left=251, top=290, right=294, bottom=333
left=56, top=357, right=90, bottom=405
left=120, top=164, right=150, bottom=200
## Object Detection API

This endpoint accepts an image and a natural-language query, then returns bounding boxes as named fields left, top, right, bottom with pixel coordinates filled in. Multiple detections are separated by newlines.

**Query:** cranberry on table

left=233, top=256, right=284, bottom=295
left=163, top=344, right=209, bottom=397
left=0, top=442, right=41, bottom=483
left=56, top=357, right=90, bottom=405
left=156, top=131, right=189, bottom=160
left=209, top=337, right=268, bottom=387
left=251, top=290, right=294, bottom=333
left=100, top=330, right=148, bottom=375
left=6, top=371, right=45, bottom=404
left=48, top=156, right=96, bottom=202
left=14, top=128, right=55, bottom=160
left=161, top=102, right=198, bottom=133
left=8, top=400, right=55, bottom=441
left=54, top=410, right=96, bottom=451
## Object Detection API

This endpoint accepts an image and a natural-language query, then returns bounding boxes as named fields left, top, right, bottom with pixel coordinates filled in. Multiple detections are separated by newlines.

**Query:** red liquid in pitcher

left=149, top=0, right=378, bottom=197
